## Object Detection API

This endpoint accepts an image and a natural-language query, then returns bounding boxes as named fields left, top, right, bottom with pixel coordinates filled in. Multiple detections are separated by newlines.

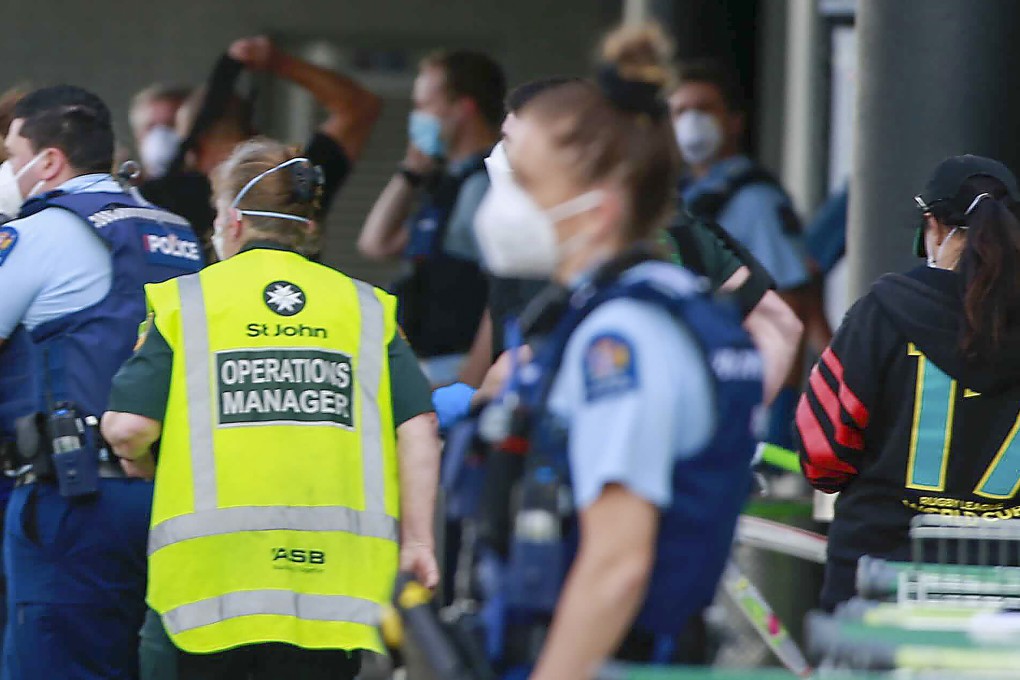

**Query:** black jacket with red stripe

left=796, top=265, right=1020, bottom=609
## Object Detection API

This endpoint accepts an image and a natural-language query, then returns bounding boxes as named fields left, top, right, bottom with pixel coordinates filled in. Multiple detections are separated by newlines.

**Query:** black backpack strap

left=686, top=164, right=799, bottom=234
left=665, top=210, right=709, bottom=276
left=668, top=210, right=776, bottom=317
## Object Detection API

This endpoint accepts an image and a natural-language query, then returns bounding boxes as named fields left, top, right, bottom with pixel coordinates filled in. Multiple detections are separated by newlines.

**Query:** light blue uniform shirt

left=547, top=291, right=716, bottom=511
left=682, top=155, right=810, bottom=290
left=0, top=174, right=117, bottom=337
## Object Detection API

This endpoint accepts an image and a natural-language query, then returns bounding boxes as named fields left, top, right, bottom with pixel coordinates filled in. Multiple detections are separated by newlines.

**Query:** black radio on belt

left=47, top=403, right=99, bottom=498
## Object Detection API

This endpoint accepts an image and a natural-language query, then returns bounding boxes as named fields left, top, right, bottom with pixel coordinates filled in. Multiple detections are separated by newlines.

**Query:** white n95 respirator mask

left=473, top=176, right=604, bottom=279
left=0, top=152, right=48, bottom=219
left=483, top=140, right=514, bottom=188
left=673, top=110, right=724, bottom=167
left=140, top=125, right=180, bottom=179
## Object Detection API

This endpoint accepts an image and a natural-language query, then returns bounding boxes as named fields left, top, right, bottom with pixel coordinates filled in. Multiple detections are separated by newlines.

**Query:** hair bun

left=600, top=23, right=674, bottom=88
left=597, top=23, right=673, bottom=120
left=289, top=161, right=324, bottom=205
left=596, top=63, right=667, bottom=120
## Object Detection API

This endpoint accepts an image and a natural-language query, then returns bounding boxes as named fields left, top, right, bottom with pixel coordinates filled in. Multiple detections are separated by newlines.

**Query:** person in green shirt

left=110, top=266, right=434, bottom=679
left=104, top=139, right=438, bottom=680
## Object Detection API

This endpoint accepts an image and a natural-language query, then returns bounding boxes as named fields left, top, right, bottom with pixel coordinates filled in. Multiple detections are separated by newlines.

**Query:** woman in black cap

left=797, top=154, right=1020, bottom=610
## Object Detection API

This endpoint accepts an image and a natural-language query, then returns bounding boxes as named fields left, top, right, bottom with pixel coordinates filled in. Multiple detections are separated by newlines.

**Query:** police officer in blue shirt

left=0, top=85, right=203, bottom=680
left=465, top=28, right=762, bottom=679
left=669, top=60, right=822, bottom=451
left=669, top=61, right=809, bottom=292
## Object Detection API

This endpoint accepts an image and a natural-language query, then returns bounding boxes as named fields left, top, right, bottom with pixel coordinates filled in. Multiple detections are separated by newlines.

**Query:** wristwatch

left=397, top=165, right=424, bottom=188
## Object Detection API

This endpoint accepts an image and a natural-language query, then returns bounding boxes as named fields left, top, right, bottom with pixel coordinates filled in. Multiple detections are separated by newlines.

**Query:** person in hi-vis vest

left=102, top=138, right=441, bottom=680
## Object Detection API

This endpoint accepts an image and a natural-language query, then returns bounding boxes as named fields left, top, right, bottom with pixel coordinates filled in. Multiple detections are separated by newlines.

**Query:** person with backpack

left=670, top=60, right=827, bottom=450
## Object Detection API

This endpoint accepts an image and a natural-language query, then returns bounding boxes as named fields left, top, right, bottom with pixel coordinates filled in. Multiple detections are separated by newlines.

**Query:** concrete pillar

left=622, top=0, right=654, bottom=25
left=756, top=0, right=789, bottom=175
left=850, top=0, right=1020, bottom=299
left=779, top=0, right=827, bottom=215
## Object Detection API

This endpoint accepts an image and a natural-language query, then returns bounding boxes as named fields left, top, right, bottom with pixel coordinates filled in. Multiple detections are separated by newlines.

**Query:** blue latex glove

left=432, top=382, right=477, bottom=432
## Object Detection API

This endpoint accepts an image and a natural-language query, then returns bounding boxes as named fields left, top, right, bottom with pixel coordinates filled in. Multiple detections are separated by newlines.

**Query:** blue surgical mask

left=408, top=111, right=446, bottom=159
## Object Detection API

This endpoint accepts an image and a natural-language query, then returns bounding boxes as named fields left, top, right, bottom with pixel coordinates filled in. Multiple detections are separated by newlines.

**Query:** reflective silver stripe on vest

left=162, top=590, right=380, bottom=635
left=148, top=505, right=398, bottom=555
left=353, top=280, right=386, bottom=516
left=178, top=274, right=217, bottom=511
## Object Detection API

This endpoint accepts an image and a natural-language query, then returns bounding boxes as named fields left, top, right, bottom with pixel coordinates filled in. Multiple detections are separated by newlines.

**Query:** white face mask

left=0, top=152, right=47, bottom=219
left=674, top=110, right=724, bottom=166
left=928, top=226, right=965, bottom=269
left=484, top=140, right=513, bottom=188
left=473, top=177, right=604, bottom=278
left=139, top=125, right=180, bottom=179
left=0, top=162, right=21, bottom=219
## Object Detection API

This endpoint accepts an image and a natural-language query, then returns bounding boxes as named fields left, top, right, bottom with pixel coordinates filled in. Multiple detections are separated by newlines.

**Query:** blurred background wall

left=0, top=0, right=615, bottom=281
left=28, top=1, right=1014, bottom=325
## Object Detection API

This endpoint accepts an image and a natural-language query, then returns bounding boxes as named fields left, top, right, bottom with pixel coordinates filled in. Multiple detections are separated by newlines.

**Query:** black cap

left=916, top=155, right=1020, bottom=212
left=913, top=155, right=1020, bottom=258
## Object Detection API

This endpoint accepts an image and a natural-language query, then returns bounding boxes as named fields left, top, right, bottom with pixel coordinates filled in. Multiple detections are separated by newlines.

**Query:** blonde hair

left=522, top=22, right=679, bottom=242
left=213, top=137, right=322, bottom=253
left=600, top=23, right=676, bottom=91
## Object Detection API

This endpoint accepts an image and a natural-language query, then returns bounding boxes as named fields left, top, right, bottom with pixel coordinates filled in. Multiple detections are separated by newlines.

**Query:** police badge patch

left=0, top=226, right=18, bottom=266
left=583, top=333, right=638, bottom=401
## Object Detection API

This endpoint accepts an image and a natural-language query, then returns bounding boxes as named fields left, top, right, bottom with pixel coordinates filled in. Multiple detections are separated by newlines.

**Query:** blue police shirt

left=682, top=155, right=809, bottom=290
left=0, top=174, right=118, bottom=338
left=804, top=184, right=849, bottom=275
left=546, top=296, right=716, bottom=510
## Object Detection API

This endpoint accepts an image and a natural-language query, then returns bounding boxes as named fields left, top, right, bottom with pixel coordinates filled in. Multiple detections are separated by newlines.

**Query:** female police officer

left=797, top=155, right=1020, bottom=610
left=470, top=26, right=763, bottom=678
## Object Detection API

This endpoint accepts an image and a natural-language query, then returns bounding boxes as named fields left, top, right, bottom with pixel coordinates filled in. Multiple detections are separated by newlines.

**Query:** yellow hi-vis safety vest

left=145, top=246, right=400, bottom=654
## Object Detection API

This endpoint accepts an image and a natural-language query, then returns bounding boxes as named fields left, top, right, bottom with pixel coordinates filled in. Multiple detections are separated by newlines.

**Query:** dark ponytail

left=951, top=176, right=1020, bottom=357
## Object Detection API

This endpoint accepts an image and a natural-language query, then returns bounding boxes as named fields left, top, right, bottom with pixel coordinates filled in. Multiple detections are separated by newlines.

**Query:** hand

left=474, top=345, right=533, bottom=406
left=400, top=542, right=439, bottom=590
left=119, top=453, right=155, bottom=481
left=401, top=143, right=436, bottom=176
left=228, top=36, right=278, bottom=71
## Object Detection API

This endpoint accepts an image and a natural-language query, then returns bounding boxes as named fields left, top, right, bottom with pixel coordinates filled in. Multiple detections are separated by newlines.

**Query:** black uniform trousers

left=177, top=644, right=360, bottom=680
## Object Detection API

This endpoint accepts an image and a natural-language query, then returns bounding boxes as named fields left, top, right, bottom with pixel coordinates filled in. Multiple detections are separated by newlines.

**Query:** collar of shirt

left=680, top=154, right=753, bottom=203
left=446, top=151, right=489, bottom=178
left=239, top=239, right=301, bottom=256
left=56, top=173, right=121, bottom=194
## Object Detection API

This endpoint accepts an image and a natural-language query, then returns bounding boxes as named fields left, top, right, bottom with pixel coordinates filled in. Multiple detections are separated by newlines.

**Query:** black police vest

left=398, top=159, right=489, bottom=358
left=683, top=163, right=802, bottom=236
